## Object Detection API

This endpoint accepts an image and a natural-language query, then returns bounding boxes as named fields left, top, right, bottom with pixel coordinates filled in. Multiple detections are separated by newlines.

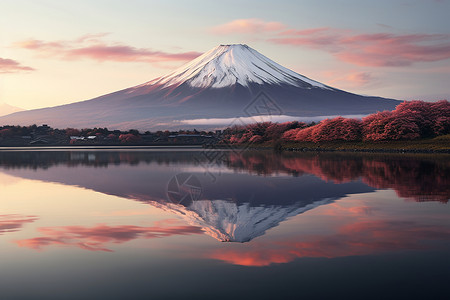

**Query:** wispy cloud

left=322, top=71, right=377, bottom=88
left=211, top=19, right=450, bottom=67
left=14, top=35, right=201, bottom=65
left=0, top=58, right=35, bottom=74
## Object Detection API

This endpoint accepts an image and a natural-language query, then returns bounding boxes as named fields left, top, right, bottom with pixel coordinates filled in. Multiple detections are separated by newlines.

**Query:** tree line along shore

left=218, top=100, right=450, bottom=152
left=0, top=100, right=449, bottom=152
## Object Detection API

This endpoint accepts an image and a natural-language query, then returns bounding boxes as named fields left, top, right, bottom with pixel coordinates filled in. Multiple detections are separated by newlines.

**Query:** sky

left=1, top=0, right=449, bottom=110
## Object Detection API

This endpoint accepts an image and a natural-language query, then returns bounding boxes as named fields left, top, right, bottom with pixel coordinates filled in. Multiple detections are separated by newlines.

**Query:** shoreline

left=0, top=145, right=204, bottom=151
left=0, top=138, right=449, bottom=154
left=280, top=147, right=450, bottom=154
left=0, top=146, right=446, bottom=154
left=216, top=136, right=450, bottom=154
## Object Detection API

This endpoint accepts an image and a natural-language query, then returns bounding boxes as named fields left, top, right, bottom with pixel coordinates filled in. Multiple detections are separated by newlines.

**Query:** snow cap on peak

left=157, top=44, right=329, bottom=89
left=219, top=43, right=249, bottom=48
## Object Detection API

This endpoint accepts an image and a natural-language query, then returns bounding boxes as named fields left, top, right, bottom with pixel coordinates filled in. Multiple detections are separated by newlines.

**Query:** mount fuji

left=0, top=44, right=400, bottom=130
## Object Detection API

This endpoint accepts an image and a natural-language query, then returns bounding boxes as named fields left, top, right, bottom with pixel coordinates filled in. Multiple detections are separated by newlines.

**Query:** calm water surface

left=0, top=148, right=449, bottom=299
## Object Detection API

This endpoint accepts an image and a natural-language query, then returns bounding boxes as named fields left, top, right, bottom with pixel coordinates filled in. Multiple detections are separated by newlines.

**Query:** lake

left=0, top=148, right=449, bottom=299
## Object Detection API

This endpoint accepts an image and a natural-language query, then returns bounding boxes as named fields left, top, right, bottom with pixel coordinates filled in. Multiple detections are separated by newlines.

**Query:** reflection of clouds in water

left=0, top=150, right=448, bottom=253
left=15, top=219, right=203, bottom=252
left=0, top=214, right=38, bottom=235
left=313, top=202, right=379, bottom=216
left=209, top=214, right=450, bottom=266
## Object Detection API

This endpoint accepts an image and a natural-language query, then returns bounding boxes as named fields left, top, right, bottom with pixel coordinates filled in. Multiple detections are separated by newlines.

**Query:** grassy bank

left=278, top=134, right=450, bottom=152
left=218, top=134, right=450, bottom=153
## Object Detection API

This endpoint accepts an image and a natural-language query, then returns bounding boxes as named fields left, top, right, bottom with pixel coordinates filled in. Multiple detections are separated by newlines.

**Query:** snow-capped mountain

left=0, top=44, right=400, bottom=130
left=154, top=44, right=329, bottom=89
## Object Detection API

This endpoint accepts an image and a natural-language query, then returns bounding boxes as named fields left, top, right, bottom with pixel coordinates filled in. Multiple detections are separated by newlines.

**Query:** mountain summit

left=0, top=44, right=400, bottom=130
left=155, top=44, right=329, bottom=89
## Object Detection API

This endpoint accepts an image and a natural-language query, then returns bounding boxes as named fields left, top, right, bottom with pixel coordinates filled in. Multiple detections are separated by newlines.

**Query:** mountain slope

left=0, top=44, right=400, bottom=130
left=0, top=103, right=24, bottom=117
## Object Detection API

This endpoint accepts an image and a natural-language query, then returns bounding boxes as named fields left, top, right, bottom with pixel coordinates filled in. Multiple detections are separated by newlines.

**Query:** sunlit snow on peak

left=157, top=44, right=330, bottom=89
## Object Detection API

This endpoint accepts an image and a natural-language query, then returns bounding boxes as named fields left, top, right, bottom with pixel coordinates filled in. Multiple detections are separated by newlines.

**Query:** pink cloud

left=270, top=30, right=450, bottom=67
left=316, top=203, right=379, bottom=216
left=279, top=27, right=330, bottom=36
left=15, top=39, right=65, bottom=50
left=323, top=71, right=376, bottom=87
left=211, top=18, right=286, bottom=35
left=0, top=214, right=38, bottom=234
left=66, top=45, right=200, bottom=63
left=14, top=36, right=201, bottom=65
left=16, top=220, right=203, bottom=252
left=211, top=19, right=450, bottom=67
left=0, top=58, right=35, bottom=74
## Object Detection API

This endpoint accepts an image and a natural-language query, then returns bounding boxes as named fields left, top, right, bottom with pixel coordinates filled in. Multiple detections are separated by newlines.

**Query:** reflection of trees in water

left=0, top=150, right=210, bottom=169
left=0, top=150, right=448, bottom=202
left=362, top=159, right=449, bottom=202
left=227, top=152, right=449, bottom=203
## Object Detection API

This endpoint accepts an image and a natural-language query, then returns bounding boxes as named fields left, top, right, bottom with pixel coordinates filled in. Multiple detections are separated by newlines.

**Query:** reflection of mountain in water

left=152, top=198, right=332, bottom=242
left=0, top=149, right=448, bottom=242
